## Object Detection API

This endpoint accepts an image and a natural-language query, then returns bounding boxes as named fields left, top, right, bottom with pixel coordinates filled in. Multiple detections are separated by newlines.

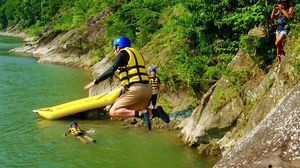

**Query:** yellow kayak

left=33, top=88, right=122, bottom=119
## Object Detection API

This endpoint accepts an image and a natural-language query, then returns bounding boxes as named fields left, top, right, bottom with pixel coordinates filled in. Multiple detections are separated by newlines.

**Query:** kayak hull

left=34, top=88, right=122, bottom=119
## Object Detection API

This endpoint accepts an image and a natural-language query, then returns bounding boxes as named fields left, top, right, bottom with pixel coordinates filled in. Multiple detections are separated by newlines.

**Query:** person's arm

left=80, top=128, right=86, bottom=134
left=94, top=64, right=118, bottom=84
left=279, top=5, right=294, bottom=18
left=271, top=4, right=279, bottom=19
left=84, top=64, right=116, bottom=90
left=84, top=51, right=129, bottom=90
left=94, top=51, right=129, bottom=83
left=287, top=6, right=294, bottom=18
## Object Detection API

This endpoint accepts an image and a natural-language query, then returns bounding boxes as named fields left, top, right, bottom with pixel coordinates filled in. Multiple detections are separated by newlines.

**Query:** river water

left=0, top=35, right=214, bottom=168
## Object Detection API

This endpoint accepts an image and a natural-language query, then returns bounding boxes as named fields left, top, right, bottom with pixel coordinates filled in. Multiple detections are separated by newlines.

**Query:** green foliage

left=289, top=4, right=300, bottom=35
left=239, top=35, right=262, bottom=54
left=210, top=67, right=251, bottom=113
left=200, top=53, right=235, bottom=86
left=224, top=67, right=251, bottom=89
left=220, top=5, right=268, bottom=33
left=41, top=0, right=61, bottom=24
left=289, top=57, right=300, bottom=83
left=286, top=4, right=300, bottom=83
left=244, top=98, right=257, bottom=114
left=266, top=78, right=275, bottom=90
left=25, top=21, right=43, bottom=36
left=59, top=34, right=69, bottom=44
left=210, top=86, right=239, bottom=113
left=158, top=96, right=173, bottom=112
left=88, top=49, right=105, bottom=65
left=0, top=0, right=62, bottom=29
left=0, top=0, right=21, bottom=28
left=52, top=0, right=93, bottom=31
left=239, top=34, right=275, bottom=67
left=0, top=0, right=286, bottom=99
left=106, top=0, right=166, bottom=47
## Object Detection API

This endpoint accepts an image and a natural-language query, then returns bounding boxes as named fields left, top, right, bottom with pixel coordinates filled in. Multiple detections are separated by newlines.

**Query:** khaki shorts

left=110, top=83, right=152, bottom=112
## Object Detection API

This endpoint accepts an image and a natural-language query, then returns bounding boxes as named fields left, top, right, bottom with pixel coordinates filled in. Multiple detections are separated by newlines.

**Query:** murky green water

left=0, top=35, right=214, bottom=168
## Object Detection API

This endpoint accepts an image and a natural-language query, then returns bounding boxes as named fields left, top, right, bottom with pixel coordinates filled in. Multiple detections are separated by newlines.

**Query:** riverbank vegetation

left=0, top=0, right=299, bottom=98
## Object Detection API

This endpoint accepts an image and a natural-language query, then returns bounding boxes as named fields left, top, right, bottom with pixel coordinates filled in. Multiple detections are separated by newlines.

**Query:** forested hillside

left=0, top=0, right=298, bottom=97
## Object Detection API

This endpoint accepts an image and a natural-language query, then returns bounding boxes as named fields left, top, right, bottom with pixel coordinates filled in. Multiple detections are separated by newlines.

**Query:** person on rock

left=270, top=0, right=294, bottom=64
left=84, top=36, right=170, bottom=130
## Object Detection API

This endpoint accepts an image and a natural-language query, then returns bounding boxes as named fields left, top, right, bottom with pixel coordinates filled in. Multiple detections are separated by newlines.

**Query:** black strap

left=127, top=48, right=143, bottom=81
left=118, top=65, right=146, bottom=73
left=125, top=81, right=150, bottom=88
left=119, top=72, right=148, bottom=81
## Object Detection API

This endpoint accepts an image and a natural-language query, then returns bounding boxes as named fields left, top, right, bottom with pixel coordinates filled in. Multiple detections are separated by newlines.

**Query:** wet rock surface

left=121, top=117, right=182, bottom=130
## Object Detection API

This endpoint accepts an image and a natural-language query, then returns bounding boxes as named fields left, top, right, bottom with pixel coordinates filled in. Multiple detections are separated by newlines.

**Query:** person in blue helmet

left=271, top=0, right=294, bottom=64
left=148, top=67, right=161, bottom=109
left=84, top=36, right=170, bottom=130
left=64, top=121, right=96, bottom=143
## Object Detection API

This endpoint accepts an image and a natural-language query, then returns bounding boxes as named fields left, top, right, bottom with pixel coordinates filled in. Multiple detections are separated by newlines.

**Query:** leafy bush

left=105, top=0, right=166, bottom=47
left=224, top=67, right=251, bottom=89
left=221, top=5, right=268, bottom=33
left=210, top=86, right=239, bottom=113
left=240, top=34, right=275, bottom=67
left=0, top=0, right=283, bottom=98
left=88, top=49, right=105, bottom=65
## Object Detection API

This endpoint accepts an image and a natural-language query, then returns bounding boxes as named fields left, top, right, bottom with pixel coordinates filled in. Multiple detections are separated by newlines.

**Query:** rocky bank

left=179, top=26, right=300, bottom=167
left=214, top=78, right=300, bottom=168
left=2, top=22, right=300, bottom=167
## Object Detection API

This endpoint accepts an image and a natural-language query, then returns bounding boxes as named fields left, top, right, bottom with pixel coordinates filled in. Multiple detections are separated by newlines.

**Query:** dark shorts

left=75, top=132, right=85, bottom=137
left=149, top=94, right=158, bottom=106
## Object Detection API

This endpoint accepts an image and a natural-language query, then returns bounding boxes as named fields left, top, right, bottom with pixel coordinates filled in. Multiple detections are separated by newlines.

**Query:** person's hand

left=84, top=81, right=96, bottom=90
left=273, top=4, right=278, bottom=9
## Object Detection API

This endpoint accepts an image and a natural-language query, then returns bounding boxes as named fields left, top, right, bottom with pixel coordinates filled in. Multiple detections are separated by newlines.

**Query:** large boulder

left=214, top=82, right=300, bottom=168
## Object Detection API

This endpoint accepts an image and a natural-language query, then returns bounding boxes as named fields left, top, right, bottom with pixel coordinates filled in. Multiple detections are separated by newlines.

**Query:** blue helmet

left=70, top=121, right=78, bottom=127
left=150, top=67, right=156, bottom=72
left=113, top=36, right=131, bottom=48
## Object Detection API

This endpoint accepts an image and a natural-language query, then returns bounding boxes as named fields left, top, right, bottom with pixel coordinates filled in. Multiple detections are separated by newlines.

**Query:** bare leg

left=276, top=47, right=281, bottom=64
left=275, top=33, right=286, bottom=64
left=77, top=136, right=87, bottom=143
left=149, top=108, right=153, bottom=119
left=83, top=135, right=95, bottom=142
left=109, top=108, right=135, bottom=118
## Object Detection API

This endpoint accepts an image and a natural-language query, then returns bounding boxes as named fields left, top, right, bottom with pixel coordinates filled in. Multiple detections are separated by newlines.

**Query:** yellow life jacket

left=69, top=127, right=83, bottom=136
left=149, top=76, right=160, bottom=90
left=117, top=47, right=149, bottom=87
